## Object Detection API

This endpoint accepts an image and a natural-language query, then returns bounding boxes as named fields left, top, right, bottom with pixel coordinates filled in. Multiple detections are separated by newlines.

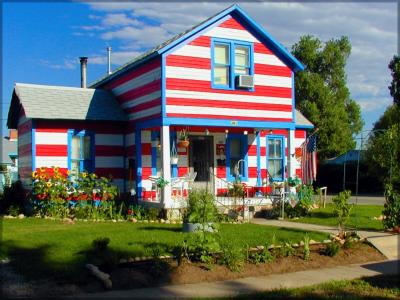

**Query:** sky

left=1, top=1, right=398, bottom=142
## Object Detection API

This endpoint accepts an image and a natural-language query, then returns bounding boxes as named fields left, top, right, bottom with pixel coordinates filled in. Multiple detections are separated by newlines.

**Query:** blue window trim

left=211, top=38, right=254, bottom=91
left=151, top=130, right=158, bottom=176
left=266, top=135, right=285, bottom=182
left=31, top=120, right=36, bottom=172
left=226, top=133, right=248, bottom=182
left=67, top=129, right=95, bottom=173
left=170, top=131, right=178, bottom=178
left=135, top=129, right=142, bottom=200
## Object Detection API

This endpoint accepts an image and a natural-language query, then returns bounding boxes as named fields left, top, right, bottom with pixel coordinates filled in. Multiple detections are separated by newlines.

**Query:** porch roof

left=295, top=110, right=313, bottom=128
left=7, top=83, right=127, bottom=128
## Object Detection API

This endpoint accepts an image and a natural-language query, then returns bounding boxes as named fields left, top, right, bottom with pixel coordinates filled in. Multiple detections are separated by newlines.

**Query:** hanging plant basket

left=178, top=140, right=190, bottom=148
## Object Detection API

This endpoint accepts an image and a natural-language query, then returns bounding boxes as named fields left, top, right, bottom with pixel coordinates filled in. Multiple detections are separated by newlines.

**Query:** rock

left=237, top=216, right=244, bottom=221
left=4, top=215, right=15, bottom=219
left=83, top=219, right=88, bottom=222
left=309, top=240, right=317, bottom=244
left=143, top=220, right=149, bottom=223
left=323, top=239, right=331, bottom=244
left=130, top=218, right=138, bottom=223
left=119, top=258, right=127, bottom=264
left=134, top=257, right=141, bottom=262
left=292, top=243, right=299, bottom=247
left=128, top=257, right=134, bottom=263
left=0, top=258, right=10, bottom=264
left=112, top=219, right=117, bottom=223
left=85, top=264, right=112, bottom=289
left=165, top=220, right=171, bottom=224
left=18, top=214, right=25, bottom=219
left=150, top=220, right=155, bottom=223
left=160, top=219, right=165, bottom=223
left=299, top=241, right=304, bottom=246
left=171, top=221, right=176, bottom=224
left=256, top=245, right=264, bottom=250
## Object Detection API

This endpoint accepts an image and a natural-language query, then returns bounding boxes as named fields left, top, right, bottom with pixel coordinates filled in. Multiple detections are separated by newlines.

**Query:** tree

left=388, top=55, right=400, bottom=105
left=292, top=36, right=363, bottom=160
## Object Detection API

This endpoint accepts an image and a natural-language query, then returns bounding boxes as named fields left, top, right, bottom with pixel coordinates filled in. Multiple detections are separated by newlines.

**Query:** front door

left=189, top=135, right=214, bottom=191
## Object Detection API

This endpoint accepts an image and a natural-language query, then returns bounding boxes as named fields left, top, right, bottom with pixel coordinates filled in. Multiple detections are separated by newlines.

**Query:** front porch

left=134, top=124, right=298, bottom=210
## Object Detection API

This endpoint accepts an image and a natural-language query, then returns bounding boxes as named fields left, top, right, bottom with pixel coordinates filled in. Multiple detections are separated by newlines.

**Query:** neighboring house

left=7, top=5, right=313, bottom=208
left=1, top=129, right=18, bottom=191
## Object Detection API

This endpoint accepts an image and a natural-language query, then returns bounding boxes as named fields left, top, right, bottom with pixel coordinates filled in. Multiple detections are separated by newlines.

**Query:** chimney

left=107, top=46, right=112, bottom=75
left=79, top=57, right=88, bottom=88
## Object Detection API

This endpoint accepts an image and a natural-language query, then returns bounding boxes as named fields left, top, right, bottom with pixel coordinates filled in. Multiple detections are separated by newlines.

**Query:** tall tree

left=292, top=35, right=363, bottom=161
left=388, top=55, right=400, bottom=105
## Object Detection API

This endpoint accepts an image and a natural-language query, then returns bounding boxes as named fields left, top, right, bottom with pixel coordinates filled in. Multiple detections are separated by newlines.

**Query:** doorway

left=189, top=135, right=214, bottom=190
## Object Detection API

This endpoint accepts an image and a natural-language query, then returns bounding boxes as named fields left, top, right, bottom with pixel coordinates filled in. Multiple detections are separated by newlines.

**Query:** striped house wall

left=33, top=120, right=126, bottom=191
left=294, top=129, right=307, bottom=178
left=102, top=58, right=162, bottom=122
left=165, top=15, right=293, bottom=122
left=17, top=109, right=32, bottom=187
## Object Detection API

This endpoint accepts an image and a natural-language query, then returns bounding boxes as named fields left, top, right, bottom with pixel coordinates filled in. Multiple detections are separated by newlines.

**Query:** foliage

left=155, top=177, right=169, bottom=189
left=382, top=183, right=400, bottom=230
left=227, top=182, right=245, bottom=198
left=146, top=207, right=161, bottom=221
left=284, top=185, right=315, bottom=218
left=219, top=244, right=245, bottom=272
left=388, top=55, right=400, bottom=105
left=178, top=128, right=189, bottom=141
left=292, top=35, right=363, bottom=160
left=186, top=230, right=220, bottom=263
left=332, top=190, right=352, bottom=236
left=0, top=180, right=27, bottom=215
left=303, top=234, right=310, bottom=261
left=322, top=242, right=340, bottom=257
left=275, top=241, right=296, bottom=257
left=288, top=176, right=301, bottom=187
left=248, top=244, right=274, bottom=265
left=184, top=189, right=218, bottom=224
left=128, top=204, right=146, bottom=220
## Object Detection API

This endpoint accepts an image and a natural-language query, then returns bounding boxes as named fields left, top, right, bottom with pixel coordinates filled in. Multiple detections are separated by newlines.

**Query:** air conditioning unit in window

left=236, top=75, right=254, bottom=88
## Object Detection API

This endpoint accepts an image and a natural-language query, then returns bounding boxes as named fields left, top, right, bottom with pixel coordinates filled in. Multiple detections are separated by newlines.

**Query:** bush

left=219, top=245, right=245, bottom=272
left=322, top=242, right=340, bottom=257
left=184, top=189, right=218, bottom=224
left=332, top=190, right=352, bottom=237
left=303, top=235, right=310, bottom=261
left=248, top=245, right=274, bottom=264
left=383, top=184, right=400, bottom=230
left=146, top=207, right=161, bottom=221
left=0, top=180, right=28, bottom=215
left=187, top=230, right=220, bottom=264
left=283, top=184, right=315, bottom=218
left=92, top=237, right=110, bottom=251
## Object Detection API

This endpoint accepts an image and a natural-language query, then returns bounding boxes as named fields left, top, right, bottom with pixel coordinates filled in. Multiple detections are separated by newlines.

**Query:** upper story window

left=267, top=136, right=284, bottom=182
left=212, top=39, right=253, bottom=90
left=68, top=130, right=94, bottom=175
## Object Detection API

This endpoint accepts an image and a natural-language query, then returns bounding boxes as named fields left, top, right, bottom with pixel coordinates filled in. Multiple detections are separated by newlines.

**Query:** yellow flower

left=82, top=172, right=87, bottom=178
left=40, top=167, right=46, bottom=172
left=46, top=182, right=53, bottom=188
left=32, top=171, right=38, bottom=178
left=92, top=174, right=97, bottom=179
left=40, top=175, right=46, bottom=180
left=54, top=167, right=60, bottom=173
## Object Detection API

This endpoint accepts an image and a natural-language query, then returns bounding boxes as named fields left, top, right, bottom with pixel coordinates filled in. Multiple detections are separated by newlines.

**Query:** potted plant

left=171, top=140, right=179, bottom=165
left=178, top=129, right=190, bottom=148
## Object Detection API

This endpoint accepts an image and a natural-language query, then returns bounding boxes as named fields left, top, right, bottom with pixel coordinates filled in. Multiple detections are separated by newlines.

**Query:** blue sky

left=2, top=2, right=397, bottom=144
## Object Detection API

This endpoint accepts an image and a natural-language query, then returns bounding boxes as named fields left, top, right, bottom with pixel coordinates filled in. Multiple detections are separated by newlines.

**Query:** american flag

left=301, top=134, right=317, bottom=185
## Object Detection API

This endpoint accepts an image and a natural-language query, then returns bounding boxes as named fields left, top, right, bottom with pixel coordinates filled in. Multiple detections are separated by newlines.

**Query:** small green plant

left=219, top=245, right=245, bottom=272
left=92, top=237, right=110, bottom=252
left=276, top=241, right=296, bottom=257
left=322, top=242, right=340, bottom=257
left=7, top=204, right=20, bottom=217
left=146, top=207, right=160, bottom=220
left=248, top=245, right=274, bottom=265
left=383, top=184, right=400, bottom=230
left=303, top=235, right=310, bottom=261
left=184, top=189, right=218, bottom=224
left=332, top=190, right=353, bottom=238
left=155, top=177, right=169, bottom=189
left=187, top=231, right=220, bottom=264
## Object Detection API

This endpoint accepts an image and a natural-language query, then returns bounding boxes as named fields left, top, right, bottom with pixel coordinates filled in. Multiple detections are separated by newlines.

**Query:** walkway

left=71, top=260, right=398, bottom=299
left=251, top=219, right=399, bottom=260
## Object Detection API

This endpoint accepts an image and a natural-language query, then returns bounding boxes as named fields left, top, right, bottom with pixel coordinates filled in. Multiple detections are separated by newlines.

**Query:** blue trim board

left=161, top=54, right=167, bottom=119
left=266, top=135, right=285, bottom=182
left=67, top=129, right=73, bottom=171
left=171, top=130, right=178, bottom=178
left=292, top=72, right=296, bottom=123
left=31, top=121, right=36, bottom=172
left=226, top=133, right=248, bottom=182
left=163, top=117, right=295, bottom=130
left=296, top=124, right=314, bottom=129
left=256, top=131, right=261, bottom=186
left=135, top=129, right=142, bottom=200
left=151, top=130, right=158, bottom=176
left=136, top=118, right=162, bottom=130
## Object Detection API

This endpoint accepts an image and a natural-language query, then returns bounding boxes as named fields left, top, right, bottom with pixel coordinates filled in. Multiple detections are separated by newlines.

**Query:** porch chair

left=183, top=171, right=197, bottom=195
left=171, top=177, right=184, bottom=200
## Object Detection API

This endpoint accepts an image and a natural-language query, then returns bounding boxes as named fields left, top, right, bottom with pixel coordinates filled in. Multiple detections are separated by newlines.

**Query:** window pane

left=268, top=139, right=275, bottom=158
left=268, top=160, right=276, bottom=178
left=214, top=44, right=229, bottom=64
left=83, top=136, right=91, bottom=160
left=275, top=160, right=283, bottom=179
left=71, top=160, right=80, bottom=175
left=71, top=136, right=80, bottom=159
left=235, top=46, right=249, bottom=67
left=214, top=66, right=229, bottom=85
left=234, top=67, right=249, bottom=75
left=230, top=139, right=241, bottom=158
left=275, top=139, right=282, bottom=158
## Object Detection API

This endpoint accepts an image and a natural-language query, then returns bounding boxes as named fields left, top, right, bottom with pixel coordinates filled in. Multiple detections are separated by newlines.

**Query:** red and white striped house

left=7, top=5, right=314, bottom=208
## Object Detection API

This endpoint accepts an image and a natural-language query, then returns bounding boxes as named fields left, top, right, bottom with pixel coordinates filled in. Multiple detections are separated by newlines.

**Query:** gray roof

left=8, top=83, right=127, bottom=128
left=1, top=138, right=17, bottom=165
left=295, top=109, right=313, bottom=128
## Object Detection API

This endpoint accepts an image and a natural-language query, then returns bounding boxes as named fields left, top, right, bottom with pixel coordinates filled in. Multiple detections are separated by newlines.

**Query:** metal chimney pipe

left=79, top=57, right=88, bottom=88
left=107, top=46, right=112, bottom=75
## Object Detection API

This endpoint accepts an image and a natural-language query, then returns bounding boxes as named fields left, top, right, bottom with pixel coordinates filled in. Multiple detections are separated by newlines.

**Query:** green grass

left=290, top=204, right=384, bottom=231
left=233, top=274, right=400, bottom=299
left=2, top=218, right=328, bottom=282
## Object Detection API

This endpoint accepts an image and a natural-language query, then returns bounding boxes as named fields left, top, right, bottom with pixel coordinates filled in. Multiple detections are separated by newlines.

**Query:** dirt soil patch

left=110, top=242, right=385, bottom=290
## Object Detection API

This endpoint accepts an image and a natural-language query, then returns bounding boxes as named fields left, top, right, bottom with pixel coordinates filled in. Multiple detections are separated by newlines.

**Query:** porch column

left=161, top=125, right=172, bottom=208
left=288, top=129, right=296, bottom=178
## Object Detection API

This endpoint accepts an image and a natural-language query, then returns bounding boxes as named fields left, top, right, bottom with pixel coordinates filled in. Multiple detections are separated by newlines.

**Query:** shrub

left=383, top=184, right=400, bottom=230
left=184, top=189, right=218, bottom=224
left=1, top=180, right=28, bottom=215
left=275, top=241, right=296, bottom=257
left=248, top=245, right=274, bottom=264
left=92, top=237, right=110, bottom=251
left=146, top=207, right=160, bottom=220
left=187, top=230, right=220, bottom=264
left=322, top=242, right=340, bottom=257
left=303, top=235, right=310, bottom=261
left=283, top=184, right=315, bottom=218
left=332, top=190, right=353, bottom=237
left=219, top=245, right=245, bottom=272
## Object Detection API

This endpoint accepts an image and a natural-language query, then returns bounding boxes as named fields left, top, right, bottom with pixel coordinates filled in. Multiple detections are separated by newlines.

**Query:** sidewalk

left=251, top=219, right=399, bottom=260
left=70, top=260, right=398, bottom=299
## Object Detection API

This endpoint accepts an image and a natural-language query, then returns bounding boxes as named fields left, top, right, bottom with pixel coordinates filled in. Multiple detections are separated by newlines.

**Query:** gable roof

left=7, top=83, right=127, bottom=128
left=295, top=109, right=314, bottom=128
left=91, top=4, right=304, bottom=88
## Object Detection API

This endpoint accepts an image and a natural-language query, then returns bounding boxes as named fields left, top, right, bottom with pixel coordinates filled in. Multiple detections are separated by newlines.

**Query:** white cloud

left=89, top=51, right=142, bottom=65
left=101, top=13, right=143, bottom=27
left=39, top=58, right=77, bottom=70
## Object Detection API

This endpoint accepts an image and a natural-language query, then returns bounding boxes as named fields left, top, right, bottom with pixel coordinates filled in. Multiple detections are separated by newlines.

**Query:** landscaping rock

left=18, top=214, right=25, bottom=219
left=150, top=220, right=155, bottom=223
left=130, top=218, right=138, bottom=223
left=4, top=215, right=15, bottom=219
left=119, top=258, right=127, bottom=264
left=85, top=264, right=112, bottom=289
left=309, top=240, right=317, bottom=244
left=165, top=220, right=171, bottom=224
left=112, top=220, right=117, bottom=223
left=160, top=219, right=165, bottom=223
left=323, top=239, right=332, bottom=244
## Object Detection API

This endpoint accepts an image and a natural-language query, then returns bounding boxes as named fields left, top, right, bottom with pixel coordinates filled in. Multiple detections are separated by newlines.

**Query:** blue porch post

left=135, top=128, right=142, bottom=201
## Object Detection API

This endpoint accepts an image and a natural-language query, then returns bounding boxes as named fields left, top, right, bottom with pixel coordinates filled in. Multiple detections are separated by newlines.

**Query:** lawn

left=1, top=218, right=328, bottom=282
left=236, top=274, right=399, bottom=299
left=290, top=204, right=384, bottom=231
